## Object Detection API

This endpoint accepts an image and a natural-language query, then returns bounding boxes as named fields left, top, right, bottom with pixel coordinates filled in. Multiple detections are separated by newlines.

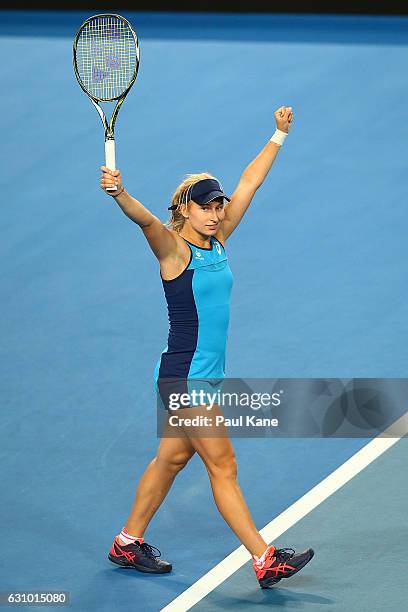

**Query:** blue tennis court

left=1, top=11, right=407, bottom=611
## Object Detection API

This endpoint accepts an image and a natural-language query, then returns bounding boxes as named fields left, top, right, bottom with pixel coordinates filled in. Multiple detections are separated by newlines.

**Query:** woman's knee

left=205, top=450, right=237, bottom=480
left=155, top=449, right=194, bottom=476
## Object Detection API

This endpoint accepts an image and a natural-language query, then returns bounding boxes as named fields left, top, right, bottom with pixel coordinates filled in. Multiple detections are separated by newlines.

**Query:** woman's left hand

left=274, top=106, right=294, bottom=133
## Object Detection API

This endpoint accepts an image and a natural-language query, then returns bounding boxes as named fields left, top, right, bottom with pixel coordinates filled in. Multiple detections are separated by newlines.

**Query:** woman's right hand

left=100, top=166, right=124, bottom=196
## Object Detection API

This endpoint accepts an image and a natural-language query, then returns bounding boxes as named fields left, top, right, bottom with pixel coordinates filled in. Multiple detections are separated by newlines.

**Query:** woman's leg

left=124, top=422, right=196, bottom=537
left=177, top=406, right=268, bottom=558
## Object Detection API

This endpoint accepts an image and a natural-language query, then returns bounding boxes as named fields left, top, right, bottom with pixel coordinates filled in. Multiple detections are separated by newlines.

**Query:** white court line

left=160, top=412, right=408, bottom=612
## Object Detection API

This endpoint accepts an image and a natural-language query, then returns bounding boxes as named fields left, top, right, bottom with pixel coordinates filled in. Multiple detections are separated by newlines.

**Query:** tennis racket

left=73, top=13, right=140, bottom=191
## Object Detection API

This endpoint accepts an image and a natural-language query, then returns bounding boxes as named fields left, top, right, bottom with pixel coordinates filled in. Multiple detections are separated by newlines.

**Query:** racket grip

left=105, top=138, right=116, bottom=170
left=105, top=138, right=117, bottom=192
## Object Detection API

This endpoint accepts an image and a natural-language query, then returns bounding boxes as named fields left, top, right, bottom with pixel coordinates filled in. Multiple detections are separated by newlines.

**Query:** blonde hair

left=165, top=172, right=217, bottom=233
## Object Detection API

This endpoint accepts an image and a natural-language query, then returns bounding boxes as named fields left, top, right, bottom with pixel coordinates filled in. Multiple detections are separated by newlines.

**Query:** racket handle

left=105, top=139, right=117, bottom=192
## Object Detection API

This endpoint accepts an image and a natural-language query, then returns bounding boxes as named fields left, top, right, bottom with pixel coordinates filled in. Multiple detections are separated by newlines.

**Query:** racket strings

left=75, top=15, right=139, bottom=101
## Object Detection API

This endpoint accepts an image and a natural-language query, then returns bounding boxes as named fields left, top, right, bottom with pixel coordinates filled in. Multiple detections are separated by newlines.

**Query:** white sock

left=117, top=527, right=144, bottom=546
left=253, top=544, right=274, bottom=565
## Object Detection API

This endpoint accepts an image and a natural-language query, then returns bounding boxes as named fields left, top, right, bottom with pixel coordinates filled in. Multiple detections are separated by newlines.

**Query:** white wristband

left=270, top=129, right=288, bottom=146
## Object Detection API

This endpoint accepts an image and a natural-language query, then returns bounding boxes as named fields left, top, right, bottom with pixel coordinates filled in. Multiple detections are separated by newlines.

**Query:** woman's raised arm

left=219, top=106, right=293, bottom=241
left=100, top=166, right=179, bottom=261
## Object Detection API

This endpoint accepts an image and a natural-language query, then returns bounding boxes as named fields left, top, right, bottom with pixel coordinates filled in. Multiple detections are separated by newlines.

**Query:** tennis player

left=102, top=106, right=314, bottom=589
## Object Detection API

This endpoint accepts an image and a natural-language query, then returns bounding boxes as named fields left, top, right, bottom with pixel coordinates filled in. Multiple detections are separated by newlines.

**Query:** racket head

left=73, top=13, right=140, bottom=103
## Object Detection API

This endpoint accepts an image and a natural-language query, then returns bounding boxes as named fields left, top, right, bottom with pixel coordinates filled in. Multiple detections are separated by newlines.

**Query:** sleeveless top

left=154, top=235, right=233, bottom=381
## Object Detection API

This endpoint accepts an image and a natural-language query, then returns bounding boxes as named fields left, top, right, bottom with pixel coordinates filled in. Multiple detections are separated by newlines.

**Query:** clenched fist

left=274, top=106, right=294, bottom=133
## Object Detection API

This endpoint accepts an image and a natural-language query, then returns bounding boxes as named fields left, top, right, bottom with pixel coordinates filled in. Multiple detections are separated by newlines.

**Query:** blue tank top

left=155, top=236, right=233, bottom=380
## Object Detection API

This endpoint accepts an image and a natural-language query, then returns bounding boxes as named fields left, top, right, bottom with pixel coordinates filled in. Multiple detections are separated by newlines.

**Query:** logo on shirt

left=195, top=251, right=202, bottom=258
left=215, top=241, right=222, bottom=255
